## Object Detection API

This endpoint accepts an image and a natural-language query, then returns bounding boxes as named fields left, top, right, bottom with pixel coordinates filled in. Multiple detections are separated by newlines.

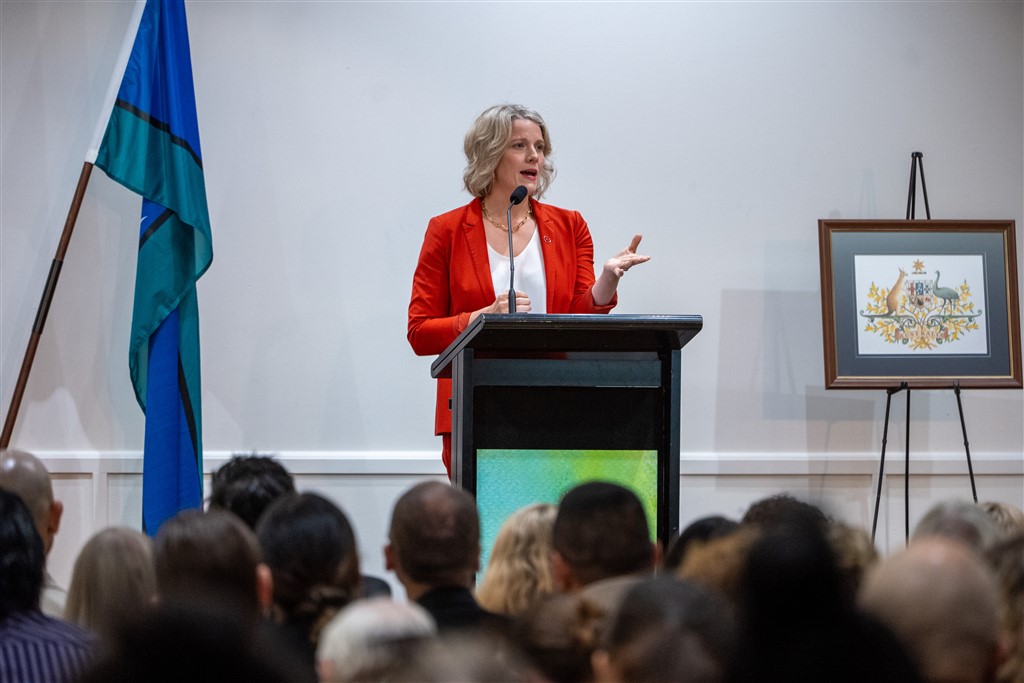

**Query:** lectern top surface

left=430, top=313, right=703, bottom=379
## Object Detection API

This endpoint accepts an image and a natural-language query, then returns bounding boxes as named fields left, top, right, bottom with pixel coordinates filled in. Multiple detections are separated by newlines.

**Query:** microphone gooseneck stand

left=506, top=185, right=527, bottom=313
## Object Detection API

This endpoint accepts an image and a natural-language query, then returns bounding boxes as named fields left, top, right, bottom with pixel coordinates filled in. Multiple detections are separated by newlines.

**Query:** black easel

left=870, top=152, right=979, bottom=545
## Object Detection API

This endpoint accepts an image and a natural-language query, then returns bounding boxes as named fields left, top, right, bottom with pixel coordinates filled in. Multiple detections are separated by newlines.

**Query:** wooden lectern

left=431, top=313, right=702, bottom=549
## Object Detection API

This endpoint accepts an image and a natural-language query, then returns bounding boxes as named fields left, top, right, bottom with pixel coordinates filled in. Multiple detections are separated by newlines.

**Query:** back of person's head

left=741, top=510, right=847, bottom=628
left=317, top=597, right=436, bottom=683
left=977, top=500, right=1024, bottom=540
left=475, top=502, right=557, bottom=616
left=0, top=448, right=62, bottom=554
left=595, top=577, right=736, bottom=683
left=256, top=492, right=361, bottom=642
left=78, top=597, right=308, bottom=683
left=153, top=508, right=266, bottom=619
left=676, top=526, right=761, bottom=611
left=860, top=537, right=1002, bottom=683
left=387, top=632, right=531, bottom=683
left=0, top=488, right=45, bottom=618
left=209, top=454, right=295, bottom=530
left=65, top=526, right=156, bottom=642
left=515, top=591, right=603, bottom=683
left=912, top=499, right=1002, bottom=555
left=741, top=492, right=830, bottom=532
left=827, top=521, right=879, bottom=603
left=730, top=511, right=922, bottom=683
left=663, top=515, right=739, bottom=572
left=387, top=481, right=480, bottom=587
left=551, top=482, right=653, bottom=589
left=985, top=533, right=1024, bottom=683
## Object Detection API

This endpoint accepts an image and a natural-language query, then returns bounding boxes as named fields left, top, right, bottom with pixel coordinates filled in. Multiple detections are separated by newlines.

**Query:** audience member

left=209, top=453, right=295, bottom=530
left=153, top=508, right=272, bottom=623
left=740, top=492, right=830, bottom=532
left=730, top=509, right=922, bottom=683
left=912, top=499, right=1003, bottom=555
left=386, top=632, right=531, bottom=683
left=827, top=521, right=879, bottom=603
left=256, top=492, right=361, bottom=673
left=317, top=597, right=436, bottom=683
left=78, top=598, right=307, bottom=683
left=385, top=481, right=504, bottom=633
left=210, top=453, right=390, bottom=598
left=0, top=489, right=94, bottom=683
left=515, top=591, right=603, bottom=683
left=663, top=514, right=739, bottom=572
left=0, top=448, right=67, bottom=616
left=676, top=526, right=760, bottom=611
left=551, top=482, right=657, bottom=592
left=860, top=537, right=1002, bottom=683
left=64, top=526, right=156, bottom=643
left=978, top=501, right=1024, bottom=539
left=592, top=577, right=736, bottom=683
left=476, top=502, right=557, bottom=616
left=985, top=533, right=1024, bottom=683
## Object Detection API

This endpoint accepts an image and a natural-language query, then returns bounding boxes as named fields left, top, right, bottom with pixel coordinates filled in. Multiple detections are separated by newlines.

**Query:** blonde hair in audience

left=65, top=526, right=156, bottom=640
left=475, top=503, right=557, bottom=616
left=676, top=526, right=760, bottom=611
left=985, top=534, right=1024, bottom=683
left=978, top=501, right=1024, bottom=539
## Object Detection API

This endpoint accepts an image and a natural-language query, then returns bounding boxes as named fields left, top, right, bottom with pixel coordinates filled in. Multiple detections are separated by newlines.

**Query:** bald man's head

left=0, top=449, right=62, bottom=554
left=859, top=538, right=1002, bottom=683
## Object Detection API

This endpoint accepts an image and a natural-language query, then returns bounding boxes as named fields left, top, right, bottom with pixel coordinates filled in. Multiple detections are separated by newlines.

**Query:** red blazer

left=408, top=197, right=617, bottom=435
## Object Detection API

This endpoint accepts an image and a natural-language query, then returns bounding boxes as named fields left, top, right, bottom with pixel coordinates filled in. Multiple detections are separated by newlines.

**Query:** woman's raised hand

left=592, top=234, right=650, bottom=306
left=603, top=234, right=650, bottom=278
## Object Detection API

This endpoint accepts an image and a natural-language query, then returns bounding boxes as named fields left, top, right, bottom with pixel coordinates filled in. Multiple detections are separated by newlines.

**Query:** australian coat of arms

left=859, top=258, right=983, bottom=351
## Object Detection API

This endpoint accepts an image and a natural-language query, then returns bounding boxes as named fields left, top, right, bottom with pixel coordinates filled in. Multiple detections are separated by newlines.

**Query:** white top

left=487, top=229, right=547, bottom=314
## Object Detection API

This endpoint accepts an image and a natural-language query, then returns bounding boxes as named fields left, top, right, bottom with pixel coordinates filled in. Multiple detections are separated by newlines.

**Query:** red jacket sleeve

left=407, top=214, right=471, bottom=356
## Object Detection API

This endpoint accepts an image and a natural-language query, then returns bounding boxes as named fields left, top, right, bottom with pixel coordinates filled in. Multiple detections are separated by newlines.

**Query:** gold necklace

left=481, top=199, right=532, bottom=233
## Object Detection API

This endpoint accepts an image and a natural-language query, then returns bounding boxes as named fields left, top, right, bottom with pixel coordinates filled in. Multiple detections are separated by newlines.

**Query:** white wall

left=2, top=1, right=1022, bottom=571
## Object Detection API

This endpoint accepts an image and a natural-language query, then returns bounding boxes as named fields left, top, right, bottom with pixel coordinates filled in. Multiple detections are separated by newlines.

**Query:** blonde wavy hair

left=65, top=526, right=156, bottom=641
left=475, top=503, right=557, bottom=616
left=463, top=104, right=555, bottom=199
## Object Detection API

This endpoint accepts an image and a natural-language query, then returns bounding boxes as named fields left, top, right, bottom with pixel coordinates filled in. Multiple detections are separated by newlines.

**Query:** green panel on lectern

left=476, top=449, right=658, bottom=573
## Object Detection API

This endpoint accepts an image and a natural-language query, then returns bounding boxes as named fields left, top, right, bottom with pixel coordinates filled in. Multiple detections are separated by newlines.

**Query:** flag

left=87, top=0, right=212, bottom=535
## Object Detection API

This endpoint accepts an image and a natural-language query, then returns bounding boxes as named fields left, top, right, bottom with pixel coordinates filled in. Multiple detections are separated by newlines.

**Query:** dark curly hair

left=208, top=454, right=295, bottom=530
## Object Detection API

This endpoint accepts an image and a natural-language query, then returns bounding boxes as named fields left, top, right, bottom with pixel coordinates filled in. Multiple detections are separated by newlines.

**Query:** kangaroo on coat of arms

left=860, top=259, right=982, bottom=350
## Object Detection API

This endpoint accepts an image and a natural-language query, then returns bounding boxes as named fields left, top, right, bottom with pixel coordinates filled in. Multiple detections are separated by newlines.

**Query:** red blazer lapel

left=536, top=200, right=570, bottom=312
left=461, top=199, right=496, bottom=306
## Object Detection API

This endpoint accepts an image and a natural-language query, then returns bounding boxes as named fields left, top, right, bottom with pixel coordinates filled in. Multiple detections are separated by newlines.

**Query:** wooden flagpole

left=1, top=162, right=94, bottom=449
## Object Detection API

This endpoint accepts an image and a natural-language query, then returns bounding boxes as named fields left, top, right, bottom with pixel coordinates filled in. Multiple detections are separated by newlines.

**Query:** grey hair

left=912, top=499, right=1002, bottom=554
left=463, top=104, right=555, bottom=199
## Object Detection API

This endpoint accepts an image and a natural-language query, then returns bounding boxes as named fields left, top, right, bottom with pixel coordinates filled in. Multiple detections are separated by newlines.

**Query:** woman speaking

left=407, top=104, right=649, bottom=477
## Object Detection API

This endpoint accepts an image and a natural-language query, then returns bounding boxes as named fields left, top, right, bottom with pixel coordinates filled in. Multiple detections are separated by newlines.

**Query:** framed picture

left=818, top=219, right=1021, bottom=389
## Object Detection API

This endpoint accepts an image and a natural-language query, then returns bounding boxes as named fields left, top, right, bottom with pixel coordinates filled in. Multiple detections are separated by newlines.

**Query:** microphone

left=506, top=186, right=528, bottom=313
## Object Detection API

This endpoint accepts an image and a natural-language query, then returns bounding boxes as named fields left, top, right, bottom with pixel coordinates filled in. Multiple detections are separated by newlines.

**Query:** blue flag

left=92, top=0, right=212, bottom=535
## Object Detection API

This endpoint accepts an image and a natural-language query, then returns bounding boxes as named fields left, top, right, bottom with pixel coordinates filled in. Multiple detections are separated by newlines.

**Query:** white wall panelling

left=37, top=451, right=1023, bottom=599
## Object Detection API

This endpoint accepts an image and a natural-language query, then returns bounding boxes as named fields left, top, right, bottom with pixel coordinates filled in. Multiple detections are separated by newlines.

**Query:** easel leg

left=954, top=385, right=979, bottom=503
left=905, top=151, right=931, bottom=220
left=872, top=385, right=902, bottom=543
left=904, top=388, right=911, bottom=542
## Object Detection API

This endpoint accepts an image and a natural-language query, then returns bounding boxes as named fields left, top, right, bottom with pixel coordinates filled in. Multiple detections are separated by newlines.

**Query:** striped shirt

left=0, top=610, right=95, bottom=683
